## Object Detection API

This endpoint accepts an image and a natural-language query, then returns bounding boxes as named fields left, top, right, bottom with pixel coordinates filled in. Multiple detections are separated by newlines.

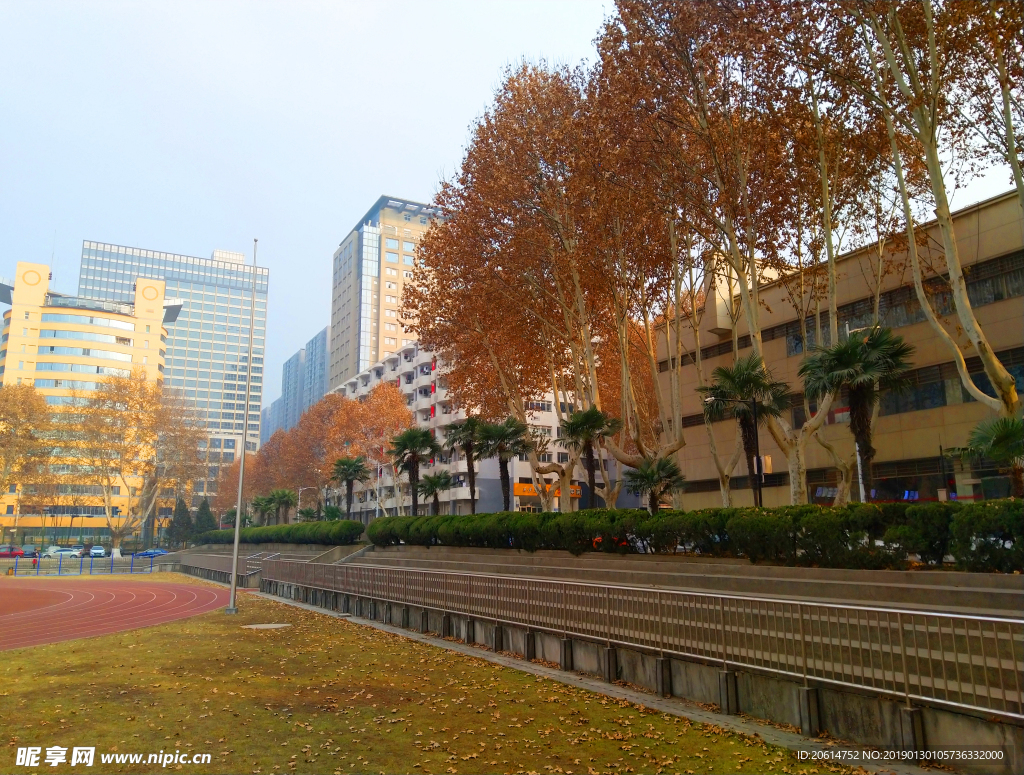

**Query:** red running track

left=0, top=579, right=229, bottom=651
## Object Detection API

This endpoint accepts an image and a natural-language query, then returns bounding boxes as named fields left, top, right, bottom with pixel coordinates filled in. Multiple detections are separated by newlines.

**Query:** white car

left=89, top=545, right=106, bottom=557
left=41, top=546, right=80, bottom=559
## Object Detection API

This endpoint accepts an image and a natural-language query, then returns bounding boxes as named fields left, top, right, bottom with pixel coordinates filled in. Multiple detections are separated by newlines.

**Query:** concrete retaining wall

left=259, top=577, right=1023, bottom=775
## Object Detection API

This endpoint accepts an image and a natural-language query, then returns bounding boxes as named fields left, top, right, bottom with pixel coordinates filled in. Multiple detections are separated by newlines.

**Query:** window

left=385, top=267, right=398, bottom=277
left=384, top=323, right=397, bottom=332
left=385, top=309, right=397, bottom=317
left=385, top=252, right=399, bottom=263
left=403, top=254, right=415, bottom=266
left=385, top=238, right=399, bottom=249
left=384, top=295, right=397, bottom=304
left=403, top=271, right=413, bottom=279
left=384, top=337, right=397, bottom=345
left=403, top=241, right=416, bottom=252
left=385, top=281, right=396, bottom=290
left=558, top=452, right=570, bottom=463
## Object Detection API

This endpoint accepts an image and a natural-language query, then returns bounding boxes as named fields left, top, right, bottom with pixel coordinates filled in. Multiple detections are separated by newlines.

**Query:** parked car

left=21, top=545, right=38, bottom=556
left=134, top=547, right=169, bottom=558
left=41, top=546, right=79, bottom=558
left=90, top=545, right=106, bottom=557
left=71, top=544, right=85, bottom=555
left=0, top=545, right=25, bottom=558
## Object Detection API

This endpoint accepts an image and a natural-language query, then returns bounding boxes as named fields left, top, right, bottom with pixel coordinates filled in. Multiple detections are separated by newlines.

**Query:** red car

left=0, top=545, right=25, bottom=558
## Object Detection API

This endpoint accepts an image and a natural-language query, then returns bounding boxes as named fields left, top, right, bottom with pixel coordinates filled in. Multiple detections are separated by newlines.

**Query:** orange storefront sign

left=513, top=482, right=581, bottom=499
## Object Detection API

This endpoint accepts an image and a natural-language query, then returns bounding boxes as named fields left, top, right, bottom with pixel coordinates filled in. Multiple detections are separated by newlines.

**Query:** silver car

left=41, top=546, right=80, bottom=559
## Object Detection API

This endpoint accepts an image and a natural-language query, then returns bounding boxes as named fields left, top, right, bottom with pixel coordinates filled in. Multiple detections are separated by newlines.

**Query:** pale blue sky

left=0, top=0, right=611, bottom=404
left=0, top=1, right=1013, bottom=405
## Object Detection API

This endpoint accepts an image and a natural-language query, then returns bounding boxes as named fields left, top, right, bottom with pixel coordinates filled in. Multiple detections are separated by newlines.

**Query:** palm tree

left=444, top=418, right=482, bottom=513
left=418, top=471, right=454, bottom=515
left=250, top=495, right=274, bottom=526
left=699, top=352, right=790, bottom=498
left=799, top=327, right=915, bottom=495
left=559, top=407, right=622, bottom=509
left=268, top=488, right=298, bottom=525
left=478, top=418, right=533, bottom=511
left=625, top=457, right=686, bottom=515
left=332, top=455, right=371, bottom=520
left=296, top=507, right=317, bottom=522
left=949, top=414, right=1024, bottom=498
left=389, top=427, right=441, bottom=516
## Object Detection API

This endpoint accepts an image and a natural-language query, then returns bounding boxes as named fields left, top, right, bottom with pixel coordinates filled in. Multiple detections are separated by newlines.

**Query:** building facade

left=328, top=196, right=438, bottom=389
left=0, top=262, right=169, bottom=542
left=77, top=241, right=269, bottom=502
left=281, top=347, right=306, bottom=431
left=301, top=327, right=328, bottom=413
left=660, top=191, right=1024, bottom=508
left=329, top=343, right=634, bottom=522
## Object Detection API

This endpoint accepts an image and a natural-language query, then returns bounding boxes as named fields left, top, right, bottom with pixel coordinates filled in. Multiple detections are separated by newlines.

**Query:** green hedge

left=366, top=500, right=1023, bottom=572
left=195, top=520, right=365, bottom=546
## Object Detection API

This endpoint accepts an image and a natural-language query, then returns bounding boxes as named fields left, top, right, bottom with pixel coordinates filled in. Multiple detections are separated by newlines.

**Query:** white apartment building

left=329, top=343, right=634, bottom=522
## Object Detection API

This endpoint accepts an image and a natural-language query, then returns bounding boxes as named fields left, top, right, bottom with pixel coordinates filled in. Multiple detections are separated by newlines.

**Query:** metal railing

left=176, top=552, right=263, bottom=577
left=261, top=559, right=1024, bottom=722
left=6, top=554, right=154, bottom=576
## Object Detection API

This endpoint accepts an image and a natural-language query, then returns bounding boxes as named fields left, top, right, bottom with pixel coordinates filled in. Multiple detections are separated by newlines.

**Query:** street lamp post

left=296, top=486, right=318, bottom=519
left=227, top=238, right=259, bottom=615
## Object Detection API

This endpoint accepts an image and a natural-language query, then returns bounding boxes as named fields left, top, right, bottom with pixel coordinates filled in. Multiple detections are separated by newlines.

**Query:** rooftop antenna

left=50, top=229, right=57, bottom=286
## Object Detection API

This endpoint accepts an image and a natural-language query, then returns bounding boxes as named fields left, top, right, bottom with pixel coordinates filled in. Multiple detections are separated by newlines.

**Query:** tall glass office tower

left=77, top=241, right=269, bottom=501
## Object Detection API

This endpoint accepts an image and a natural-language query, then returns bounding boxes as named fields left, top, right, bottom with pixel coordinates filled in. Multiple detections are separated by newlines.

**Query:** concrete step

left=367, top=545, right=1023, bottom=589
left=349, top=546, right=1024, bottom=616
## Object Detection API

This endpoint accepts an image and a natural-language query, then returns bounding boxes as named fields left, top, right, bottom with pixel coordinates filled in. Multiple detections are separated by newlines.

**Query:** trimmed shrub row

left=366, top=499, right=1023, bottom=572
left=196, top=520, right=364, bottom=546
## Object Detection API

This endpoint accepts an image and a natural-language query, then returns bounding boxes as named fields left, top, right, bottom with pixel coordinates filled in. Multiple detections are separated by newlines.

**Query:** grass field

left=1, top=575, right=860, bottom=775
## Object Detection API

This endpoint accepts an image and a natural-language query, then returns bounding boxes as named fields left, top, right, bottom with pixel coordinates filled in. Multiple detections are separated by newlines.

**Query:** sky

left=0, top=0, right=611, bottom=405
left=0, top=1, right=1015, bottom=406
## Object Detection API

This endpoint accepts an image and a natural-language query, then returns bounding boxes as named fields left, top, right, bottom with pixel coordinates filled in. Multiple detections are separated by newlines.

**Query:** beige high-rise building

left=0, top=261, right=173, bottom=541
left=328, top=196, right=438, bottom=389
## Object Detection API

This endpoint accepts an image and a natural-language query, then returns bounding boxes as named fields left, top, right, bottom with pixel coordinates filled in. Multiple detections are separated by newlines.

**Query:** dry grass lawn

left=1, top=575, right=861, bottom=775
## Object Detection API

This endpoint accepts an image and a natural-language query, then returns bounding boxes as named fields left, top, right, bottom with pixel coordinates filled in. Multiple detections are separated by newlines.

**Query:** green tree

left=296, top=507, right=318, bottom=521
left=559, top=407, right=622, bottom=509
left=949, top=414, right=1024, bottom=498
left=323, top=505, right=343, bottom=521
left=479, top=418, right=533, bottom=512
left=699, top=353, right=790, bottom=499
left=625, top=457, right=687, bottom=516
left=418, top=471, right=454, bottom=515
left=799, top=327, right=915, bottom=495
left=268, top=489, right=298, bottom=525
left=388, top=428, right=441, bottom=516
left=443, top=418, right=482, bottom=513
left=250, top=496, right=273, bottom=526
left=194, top=498, right=217, bottom=534
left=332, top=456, right=371, bottom=520
left=167, top=497, right=194, bottom=548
